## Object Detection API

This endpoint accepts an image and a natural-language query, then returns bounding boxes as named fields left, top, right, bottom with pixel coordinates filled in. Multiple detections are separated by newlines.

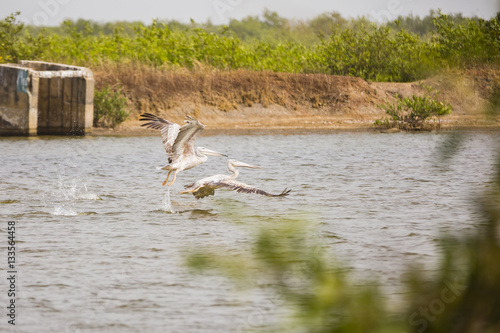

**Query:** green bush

left=93, top=85, right=129, bottom=128
left=376, top=84, right=452, bottom=130
left=3, top=10, right=499, bottom=82
left=0, top=12, right=50, bottom=63
left=31, top=11, right=498, bottom=79
left=0, top=12, right=23, bottom=63
left=431, top=12, right=500, bottom=67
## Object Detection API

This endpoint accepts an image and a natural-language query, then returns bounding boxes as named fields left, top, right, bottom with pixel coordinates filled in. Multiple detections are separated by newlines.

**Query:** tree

left=0, top=12, right=24, bottom=63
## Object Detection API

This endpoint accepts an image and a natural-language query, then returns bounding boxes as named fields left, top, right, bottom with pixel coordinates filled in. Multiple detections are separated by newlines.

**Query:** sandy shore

left=90, top=115, right=499, bottom=136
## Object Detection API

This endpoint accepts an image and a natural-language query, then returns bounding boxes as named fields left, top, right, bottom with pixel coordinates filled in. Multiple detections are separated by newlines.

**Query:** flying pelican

left=181, top=159, right=291, bottom=199
left=140, top=113, right=227, bottom=186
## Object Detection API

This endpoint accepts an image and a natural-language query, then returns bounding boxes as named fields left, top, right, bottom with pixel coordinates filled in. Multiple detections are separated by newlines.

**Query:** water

left=0, top=131, right=498, bottom=332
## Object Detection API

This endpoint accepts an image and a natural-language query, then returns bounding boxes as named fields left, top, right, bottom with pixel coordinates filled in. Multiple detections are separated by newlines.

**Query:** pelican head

left=196, top=147, right=227, bottom=157
left=228, top=159, right=262, bottom=169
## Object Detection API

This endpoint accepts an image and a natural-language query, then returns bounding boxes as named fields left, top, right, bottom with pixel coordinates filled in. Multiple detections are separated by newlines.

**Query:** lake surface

left=0, top=131, right=498, bottom=332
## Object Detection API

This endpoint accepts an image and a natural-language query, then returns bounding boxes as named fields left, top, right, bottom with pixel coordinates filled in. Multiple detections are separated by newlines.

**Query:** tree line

left=1, top=10, right=499, bottom=82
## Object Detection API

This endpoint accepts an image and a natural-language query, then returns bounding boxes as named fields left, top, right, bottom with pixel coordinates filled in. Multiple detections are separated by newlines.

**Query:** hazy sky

left=2, top=0, right=499, bottom=26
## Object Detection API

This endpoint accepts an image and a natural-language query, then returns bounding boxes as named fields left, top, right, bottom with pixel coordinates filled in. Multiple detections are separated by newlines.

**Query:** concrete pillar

left=62, top=76, right=72, bottom=131
left=0, top=66, right=33, bottom=136
left=38, top=77, right=49, bottom=130
left=28, top=75, right=39, bottom=136
left=48, top=76, right=62, bottom=132
left=84, top=76, right=95, bottom=134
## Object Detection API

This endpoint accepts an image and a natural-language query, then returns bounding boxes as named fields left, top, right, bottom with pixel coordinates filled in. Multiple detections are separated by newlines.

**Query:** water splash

left=58, top=178, right=101, bottom=200
left=49, top=178, right=100, bottom=216
left=75, top=183, right=101, bottom=200
left=52, top=205, right=79, bottom=216
left=162, top=187, right=176, bottom=213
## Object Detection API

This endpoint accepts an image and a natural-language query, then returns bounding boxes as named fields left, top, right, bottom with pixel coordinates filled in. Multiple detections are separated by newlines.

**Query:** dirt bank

left=91, top=64, right=499, bottom=135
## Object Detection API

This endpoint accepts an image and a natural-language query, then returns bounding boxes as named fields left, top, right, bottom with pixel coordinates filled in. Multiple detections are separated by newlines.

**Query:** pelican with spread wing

left=140, top=113, right=227, bottom=186
left=181, top=159, right=291, bottom=199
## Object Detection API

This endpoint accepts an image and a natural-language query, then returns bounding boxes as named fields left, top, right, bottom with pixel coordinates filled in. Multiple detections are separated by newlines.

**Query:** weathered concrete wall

left=0, top=61, right=94, bottom=136
left=0, top=65, right=38, bottom=135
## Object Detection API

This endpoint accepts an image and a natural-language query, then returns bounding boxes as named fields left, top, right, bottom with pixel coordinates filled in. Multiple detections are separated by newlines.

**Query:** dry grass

left=92, top=62, right=375, bottom=115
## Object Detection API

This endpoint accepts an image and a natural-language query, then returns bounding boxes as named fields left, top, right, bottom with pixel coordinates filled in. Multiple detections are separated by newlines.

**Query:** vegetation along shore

left=1, top=10, right=499, bottom=133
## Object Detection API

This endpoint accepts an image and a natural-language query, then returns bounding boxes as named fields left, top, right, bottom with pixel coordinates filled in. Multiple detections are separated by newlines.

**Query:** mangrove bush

left=2, top=10, right=498, bottom=82
left=376, top=84, right=452, bottom=130
left=93, top=85, right=129, bottom=128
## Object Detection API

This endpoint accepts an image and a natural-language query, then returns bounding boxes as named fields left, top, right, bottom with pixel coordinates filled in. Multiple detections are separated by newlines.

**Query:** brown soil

left=91, top=63, right=500, bottom=135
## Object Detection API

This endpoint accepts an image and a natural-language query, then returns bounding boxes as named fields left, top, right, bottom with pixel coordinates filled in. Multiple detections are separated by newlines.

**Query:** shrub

left=431, top=12, right=500, bottom=67
left=4, top=11, right=500, bottom=82
left=0, top=12, right=50, bottom=63
left=0, top=12, right=23, bottom=63
left=317, top=23, right=435, bottom=82
left=93, top=85, right=129, bottom=128
left=376, top=84, right=452, bottom=130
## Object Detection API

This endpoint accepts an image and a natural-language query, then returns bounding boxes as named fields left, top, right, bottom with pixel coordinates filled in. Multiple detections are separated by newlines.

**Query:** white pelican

left=181, top=159, right=291, bottom=199
left=140, top=113, right=227, bottom=186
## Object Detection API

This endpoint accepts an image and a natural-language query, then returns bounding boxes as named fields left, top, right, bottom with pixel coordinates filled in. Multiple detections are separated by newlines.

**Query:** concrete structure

left=0, top=60, right=94, bottom=136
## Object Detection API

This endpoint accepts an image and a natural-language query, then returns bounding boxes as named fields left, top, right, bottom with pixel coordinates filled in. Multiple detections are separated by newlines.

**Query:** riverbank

left=92, top=64, right=499, bottom=135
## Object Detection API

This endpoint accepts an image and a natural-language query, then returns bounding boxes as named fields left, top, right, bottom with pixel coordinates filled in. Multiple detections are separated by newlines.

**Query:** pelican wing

left=217, top=179, right=291, bottom=197
left=171, top=115, right=205, bottom=160
left=192, top=186, right=217, bottom=199
left=139, top=113, right=181, bottom=158
left=182, top=175, right=226, bottom=199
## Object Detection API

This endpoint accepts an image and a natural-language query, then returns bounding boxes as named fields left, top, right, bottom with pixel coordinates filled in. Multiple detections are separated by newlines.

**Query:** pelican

left=140, top=113, right=227, bottom=186
left=181, top=159, right=291, bottom=199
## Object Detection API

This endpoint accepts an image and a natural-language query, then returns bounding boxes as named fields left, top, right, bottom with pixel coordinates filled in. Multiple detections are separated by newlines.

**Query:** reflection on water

left=0, top=131, right=498, bottom=332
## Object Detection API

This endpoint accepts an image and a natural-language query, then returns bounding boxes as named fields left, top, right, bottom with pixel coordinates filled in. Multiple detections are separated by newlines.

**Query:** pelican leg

left=162, top=170, right=173, bottom=186
left=166, top=171, right=178, bottom=187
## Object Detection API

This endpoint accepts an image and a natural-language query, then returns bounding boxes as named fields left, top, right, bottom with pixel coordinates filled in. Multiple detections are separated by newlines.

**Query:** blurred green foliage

left=404, top=88, right=500, bottom=333
left=188, top=217, right=405, bottom=332
left=2, top=10, right=499, bottom=82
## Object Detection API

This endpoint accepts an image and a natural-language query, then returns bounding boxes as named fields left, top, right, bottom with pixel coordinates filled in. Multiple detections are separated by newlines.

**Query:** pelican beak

left=200, top=148, right=227, bottom=157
